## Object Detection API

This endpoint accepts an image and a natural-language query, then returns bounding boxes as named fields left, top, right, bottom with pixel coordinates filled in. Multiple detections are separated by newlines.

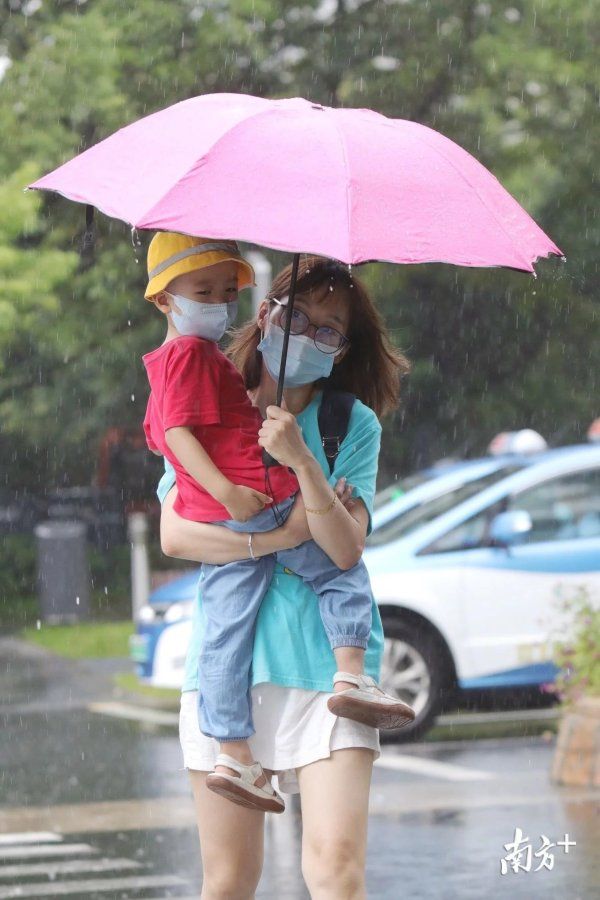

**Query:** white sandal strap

left=333, top=672, right=381, bottom=691
left=332, top=671, right=361, bottom=688
left=215, top=753, right=246, bottom=775
left=214, top=754, right=276, bottom=796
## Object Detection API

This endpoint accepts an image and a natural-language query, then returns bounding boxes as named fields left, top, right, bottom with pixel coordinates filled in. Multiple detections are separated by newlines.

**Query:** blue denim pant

left=197, top=496, right=373, bottom=741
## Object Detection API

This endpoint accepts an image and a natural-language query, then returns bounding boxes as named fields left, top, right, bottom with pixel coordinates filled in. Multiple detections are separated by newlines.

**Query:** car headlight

left=137, top=605, right=156, bottom=623
left=164, top=602, right=188, bottom=623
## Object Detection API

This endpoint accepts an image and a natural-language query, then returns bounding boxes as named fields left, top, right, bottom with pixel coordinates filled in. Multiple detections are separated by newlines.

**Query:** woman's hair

left=227, top=256, right=410, bottom=418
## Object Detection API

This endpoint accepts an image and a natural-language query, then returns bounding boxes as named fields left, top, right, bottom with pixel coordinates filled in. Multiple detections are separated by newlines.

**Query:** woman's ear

left=256, top=299, right=270, bottom=329
left=333, top=343, right=350, bottom=365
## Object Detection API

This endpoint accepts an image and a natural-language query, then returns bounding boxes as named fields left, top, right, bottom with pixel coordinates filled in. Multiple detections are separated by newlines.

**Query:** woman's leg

left=189, top=770, right=265, bottom=900
left=297, top=748, right=374, bottom=900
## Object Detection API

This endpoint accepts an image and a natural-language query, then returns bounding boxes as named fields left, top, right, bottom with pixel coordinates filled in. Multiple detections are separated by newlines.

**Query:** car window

left=507, top=468, right=600, bottom=543
left=373, top=473, right=435, bottom=510
left=418, top=503, right=503, bottom=555
left=367, top=466, right=521, bottom=548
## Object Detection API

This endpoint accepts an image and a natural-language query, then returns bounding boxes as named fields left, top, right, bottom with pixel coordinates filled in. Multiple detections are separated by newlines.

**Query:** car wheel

left=379, top=615, right=454, bottom=742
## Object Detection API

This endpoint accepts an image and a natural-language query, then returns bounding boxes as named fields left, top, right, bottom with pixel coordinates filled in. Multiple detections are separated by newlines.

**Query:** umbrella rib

left=328, top=110, right=354, bottom=263
left=403, top=123, right=561, bottom=270
left=137, top=104, right=290, bottom=232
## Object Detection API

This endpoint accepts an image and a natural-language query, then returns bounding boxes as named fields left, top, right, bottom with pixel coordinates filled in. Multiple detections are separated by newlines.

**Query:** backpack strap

left=318, top=389, right=356, bottom=474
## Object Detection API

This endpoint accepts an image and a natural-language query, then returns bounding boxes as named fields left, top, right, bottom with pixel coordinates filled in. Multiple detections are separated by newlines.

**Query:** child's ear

left=151, top=292, right=172, bottom=315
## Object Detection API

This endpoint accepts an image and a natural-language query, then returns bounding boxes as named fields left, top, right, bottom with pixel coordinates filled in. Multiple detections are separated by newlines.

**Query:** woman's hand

left=258, top=405, right=313, bottom=470
left=334, top=476, right=356, bottom=512
left=281, top=477, right=356, bottom=547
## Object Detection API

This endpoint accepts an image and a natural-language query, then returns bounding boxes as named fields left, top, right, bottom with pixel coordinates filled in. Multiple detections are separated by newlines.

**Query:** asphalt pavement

left=1, top=637, right=598, bottom=899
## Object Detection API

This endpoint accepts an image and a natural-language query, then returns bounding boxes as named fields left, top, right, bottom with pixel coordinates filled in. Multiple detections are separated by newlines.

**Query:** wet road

left=1, top=638, right=599, bottom=899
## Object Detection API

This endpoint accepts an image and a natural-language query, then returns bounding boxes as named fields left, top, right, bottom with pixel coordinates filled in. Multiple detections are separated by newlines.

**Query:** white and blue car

left=131, top=443, right=600, bottom=739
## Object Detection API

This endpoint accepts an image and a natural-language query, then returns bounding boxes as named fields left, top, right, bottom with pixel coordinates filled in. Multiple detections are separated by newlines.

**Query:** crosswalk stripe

left=0, top=797, right=196, bottom=834
left=0, top=873, right=186, bottom=898
left=0, top=835, right=61, bottom=847
left=0, top=857, right=142, bottom=879
left=88, top=701, right=179, bottom=726
left=0, top=844, right=95, bottom=861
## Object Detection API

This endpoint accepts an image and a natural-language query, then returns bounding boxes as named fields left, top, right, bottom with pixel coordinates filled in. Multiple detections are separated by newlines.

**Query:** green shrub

left=0, top=534, right=38, bottom=628
left=554, top=587, right=600, bottom=702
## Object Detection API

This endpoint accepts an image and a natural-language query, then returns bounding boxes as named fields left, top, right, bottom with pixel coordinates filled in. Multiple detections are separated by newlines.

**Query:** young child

left=142, top=232, right=415, bottom=812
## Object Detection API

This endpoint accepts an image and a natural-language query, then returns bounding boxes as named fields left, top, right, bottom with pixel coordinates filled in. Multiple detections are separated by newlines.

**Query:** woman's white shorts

left=179, top=683, right=380, bottom=794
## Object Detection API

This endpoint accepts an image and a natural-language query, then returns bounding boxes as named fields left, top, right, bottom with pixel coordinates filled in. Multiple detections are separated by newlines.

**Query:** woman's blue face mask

left=257, top=325, right=335, bottom=387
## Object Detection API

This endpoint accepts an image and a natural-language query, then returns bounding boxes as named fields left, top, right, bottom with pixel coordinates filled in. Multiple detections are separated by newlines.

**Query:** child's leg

left=198, top=555, right=275, bottom=744
left=277, top=542, right=415, bottom=729
left=277, top=542, right=372, bottom=653
left=333, top=646, right=366, bottom=691
left=198, top=500, right=293, bottom=766
left=199, top=505, right=291, bottom=813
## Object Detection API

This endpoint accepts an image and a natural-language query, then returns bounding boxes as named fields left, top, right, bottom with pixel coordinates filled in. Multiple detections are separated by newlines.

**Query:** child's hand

left=223, top=484, right=272, bottom=523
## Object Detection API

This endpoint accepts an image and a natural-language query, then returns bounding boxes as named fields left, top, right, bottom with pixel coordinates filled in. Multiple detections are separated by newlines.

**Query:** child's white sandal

left=327, top=670, right=416, bottom=730
left=206, top=753, right=285, bottom=813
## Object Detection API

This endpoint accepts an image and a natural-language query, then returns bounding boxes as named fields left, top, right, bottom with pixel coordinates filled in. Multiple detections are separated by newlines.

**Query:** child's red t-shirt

left=142, top=336, right=298, bottom=522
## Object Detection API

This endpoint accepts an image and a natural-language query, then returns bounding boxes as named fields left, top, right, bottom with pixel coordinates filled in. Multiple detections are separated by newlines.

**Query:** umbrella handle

left=263, top=253, right=301, bottom=469
left=262, top=448, right=279, bottom=468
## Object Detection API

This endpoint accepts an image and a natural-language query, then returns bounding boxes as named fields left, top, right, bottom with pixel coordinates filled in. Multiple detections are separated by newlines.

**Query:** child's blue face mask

left=167, top=293, right=238, bottom=342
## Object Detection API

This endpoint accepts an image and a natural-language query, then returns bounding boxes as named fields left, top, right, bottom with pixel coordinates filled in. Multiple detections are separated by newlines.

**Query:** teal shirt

left=157, top=391, right=384, bottom=693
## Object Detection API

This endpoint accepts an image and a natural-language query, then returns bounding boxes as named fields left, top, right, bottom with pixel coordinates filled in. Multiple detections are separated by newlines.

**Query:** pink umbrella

left=30, top=93, right=561, bottom=273
left=29, top=92, right=562, bottom=409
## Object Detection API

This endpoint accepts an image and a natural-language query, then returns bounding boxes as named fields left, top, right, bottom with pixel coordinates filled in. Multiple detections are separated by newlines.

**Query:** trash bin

left=34, top=520, right=91, bottom=623
left=46, top=485, right=126, bottom=548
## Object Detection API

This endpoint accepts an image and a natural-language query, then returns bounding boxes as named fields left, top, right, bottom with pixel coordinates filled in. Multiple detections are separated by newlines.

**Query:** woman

left=159, top=257, right=409, bottom=899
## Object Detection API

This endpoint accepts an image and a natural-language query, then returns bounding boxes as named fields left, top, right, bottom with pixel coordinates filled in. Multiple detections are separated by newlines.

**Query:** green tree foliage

left=0, top=0, right=597, bottom=490
left=0, top=163, right=78, bottom=486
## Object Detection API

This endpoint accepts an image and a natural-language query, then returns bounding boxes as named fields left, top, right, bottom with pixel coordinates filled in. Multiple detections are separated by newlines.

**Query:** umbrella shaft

left=263, top=252, right=300, bottom=469
left=275, top=253, right=300, bottom=407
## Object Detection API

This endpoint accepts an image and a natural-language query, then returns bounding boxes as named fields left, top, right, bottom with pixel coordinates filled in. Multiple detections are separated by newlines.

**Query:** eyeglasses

left=271, top=298, right=350, bottom=355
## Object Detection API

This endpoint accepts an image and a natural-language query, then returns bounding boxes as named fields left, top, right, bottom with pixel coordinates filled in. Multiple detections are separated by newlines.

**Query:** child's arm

left=165, top=426, right=271, bottom=522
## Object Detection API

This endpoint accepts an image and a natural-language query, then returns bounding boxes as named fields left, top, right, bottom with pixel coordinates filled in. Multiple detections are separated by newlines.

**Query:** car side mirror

left=489, top=510, right=532, bottom=547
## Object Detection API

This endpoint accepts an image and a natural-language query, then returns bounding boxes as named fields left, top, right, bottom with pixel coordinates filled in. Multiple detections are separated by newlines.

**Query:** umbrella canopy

left=30, top=93, right=561, bottom=273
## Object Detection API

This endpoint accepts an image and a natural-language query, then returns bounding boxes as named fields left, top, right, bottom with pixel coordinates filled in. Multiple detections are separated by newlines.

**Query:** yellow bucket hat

left=144, top=232, right=255, bottom=299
